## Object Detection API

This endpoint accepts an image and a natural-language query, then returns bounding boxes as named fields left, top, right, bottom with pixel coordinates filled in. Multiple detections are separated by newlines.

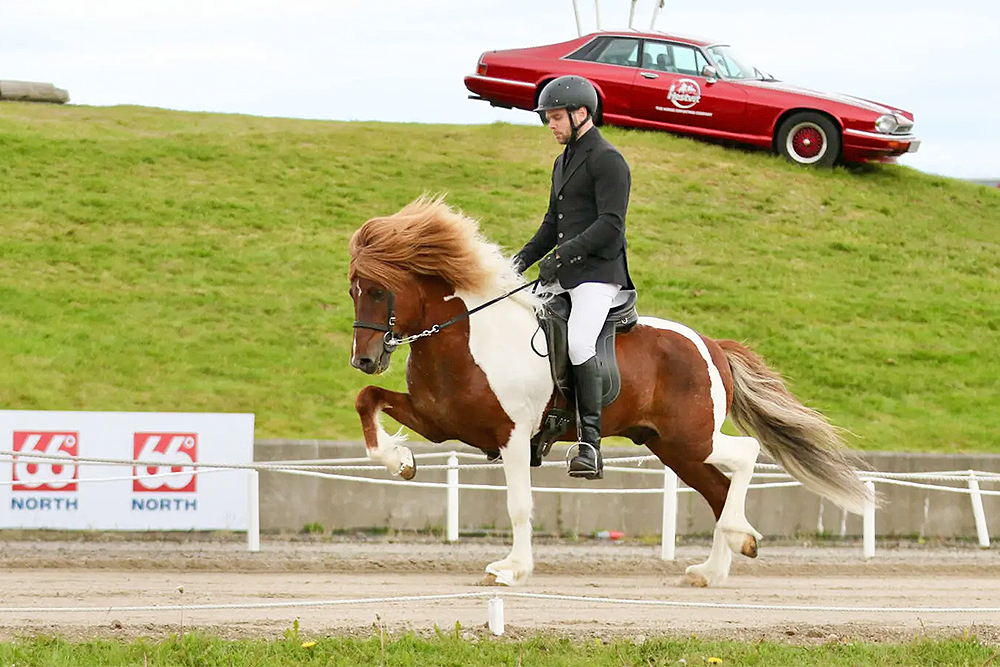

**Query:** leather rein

left=353, top=280, right=539, bottom=350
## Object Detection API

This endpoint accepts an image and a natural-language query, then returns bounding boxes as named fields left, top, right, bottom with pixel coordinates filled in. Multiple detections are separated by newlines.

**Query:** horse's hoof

left=742, top=535, right=758, bottom=559
left=396, top=447, right=416, bottom=480
left=476, top=573, right=501, bottom=587
left=483, top=568, right=514, bottom=586
left=679, top=571, right=709, bottom=588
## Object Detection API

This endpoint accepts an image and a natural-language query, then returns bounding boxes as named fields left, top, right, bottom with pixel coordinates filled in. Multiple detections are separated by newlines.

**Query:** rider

left=513, top=75, right=634, bottom=481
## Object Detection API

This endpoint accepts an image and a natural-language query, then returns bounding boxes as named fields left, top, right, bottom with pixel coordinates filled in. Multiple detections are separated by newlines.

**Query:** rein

left=354, top=279, right=539, bottom=349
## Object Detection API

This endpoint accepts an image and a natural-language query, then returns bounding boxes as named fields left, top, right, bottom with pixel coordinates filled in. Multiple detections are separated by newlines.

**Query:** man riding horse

left=513, top=75, right=635, bottom=481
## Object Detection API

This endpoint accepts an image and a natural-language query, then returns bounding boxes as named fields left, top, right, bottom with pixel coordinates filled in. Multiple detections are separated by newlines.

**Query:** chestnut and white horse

left=348, top=196, right=872, bottom=587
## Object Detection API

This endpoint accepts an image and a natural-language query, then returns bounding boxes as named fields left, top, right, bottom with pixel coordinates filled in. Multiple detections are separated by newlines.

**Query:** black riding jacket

left=515, top=127, right=634, bottom=290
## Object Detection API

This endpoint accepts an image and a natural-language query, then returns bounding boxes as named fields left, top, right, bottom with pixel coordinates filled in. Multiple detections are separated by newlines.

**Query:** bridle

left=353, top=279, right=539, bottom=350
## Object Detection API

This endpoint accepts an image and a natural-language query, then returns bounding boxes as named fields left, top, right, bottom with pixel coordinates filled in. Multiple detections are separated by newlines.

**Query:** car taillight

left=477, top=62, right=488, bottom=76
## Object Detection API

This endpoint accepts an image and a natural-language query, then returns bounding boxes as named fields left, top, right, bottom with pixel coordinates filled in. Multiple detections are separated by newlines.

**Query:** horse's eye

left=370, top=289, right=385, bottom=301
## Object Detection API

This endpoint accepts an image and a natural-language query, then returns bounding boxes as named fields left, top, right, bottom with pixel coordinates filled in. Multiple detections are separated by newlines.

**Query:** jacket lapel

left=557, top=133, right=596, bottom=192
left=552, top=154, right=565, bottom=193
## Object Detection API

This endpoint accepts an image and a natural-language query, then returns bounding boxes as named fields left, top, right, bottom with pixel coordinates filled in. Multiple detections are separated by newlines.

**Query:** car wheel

left=776, top=112, right=841, bottom=166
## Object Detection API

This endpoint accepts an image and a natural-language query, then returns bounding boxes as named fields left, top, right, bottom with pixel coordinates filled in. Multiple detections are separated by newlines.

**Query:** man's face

left=546, top=108, right=587, bottom=144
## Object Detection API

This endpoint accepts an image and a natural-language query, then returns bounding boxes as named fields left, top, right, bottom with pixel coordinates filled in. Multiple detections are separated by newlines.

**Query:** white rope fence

left=3, top=590, right=999, bottom=637
left=1, top=449, right=996, bottom=560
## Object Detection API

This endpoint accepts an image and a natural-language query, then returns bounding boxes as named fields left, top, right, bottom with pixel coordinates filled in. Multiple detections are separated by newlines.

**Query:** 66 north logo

left=12, top=432, right=79, bottom=491
left=133, top=433, right=198, bottom=493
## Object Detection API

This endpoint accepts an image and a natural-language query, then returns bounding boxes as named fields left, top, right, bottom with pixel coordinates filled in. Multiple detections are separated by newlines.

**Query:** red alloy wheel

left=792, top=126, right=824, bottom=159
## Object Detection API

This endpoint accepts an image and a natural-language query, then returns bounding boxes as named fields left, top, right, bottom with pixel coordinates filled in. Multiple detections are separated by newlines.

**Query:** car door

left=630, top=40, right=748, bottom=136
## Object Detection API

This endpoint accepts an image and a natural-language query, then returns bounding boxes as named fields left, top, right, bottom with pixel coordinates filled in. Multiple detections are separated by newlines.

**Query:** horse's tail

left=718, top=339, right=875, bottom=515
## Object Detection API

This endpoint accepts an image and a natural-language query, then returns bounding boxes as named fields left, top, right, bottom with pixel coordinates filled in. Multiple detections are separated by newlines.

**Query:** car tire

left=776, top=112, right=841, bottom=166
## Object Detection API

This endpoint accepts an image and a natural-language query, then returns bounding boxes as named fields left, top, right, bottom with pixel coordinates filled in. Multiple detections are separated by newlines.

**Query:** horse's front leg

left=355, top=386, right=445, bottom=480
left=483, top=422, right=534, bottom=586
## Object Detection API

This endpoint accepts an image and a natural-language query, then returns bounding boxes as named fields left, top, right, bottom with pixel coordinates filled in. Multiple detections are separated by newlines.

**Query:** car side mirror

left=702, top=65, right=718, bottom=83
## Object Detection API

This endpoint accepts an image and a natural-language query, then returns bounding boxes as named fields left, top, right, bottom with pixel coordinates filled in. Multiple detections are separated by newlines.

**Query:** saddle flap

left=537, top=290, right=636, bottom=407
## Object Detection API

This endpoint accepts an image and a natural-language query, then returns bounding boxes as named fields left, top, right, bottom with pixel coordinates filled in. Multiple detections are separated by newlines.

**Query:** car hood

left=736, top=80, right=903, bottom=115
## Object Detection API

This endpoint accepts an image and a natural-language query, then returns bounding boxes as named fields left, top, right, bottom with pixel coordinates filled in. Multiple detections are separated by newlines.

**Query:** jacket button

left=558, top=213, right=564, bottom=219
left=558, top=195, right=564, bottom=201
left=558, top=232, right=564, bottom=239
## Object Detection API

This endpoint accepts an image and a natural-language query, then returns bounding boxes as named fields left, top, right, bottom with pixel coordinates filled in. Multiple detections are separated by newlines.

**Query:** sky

left=2, top=0, right=998, bottom=178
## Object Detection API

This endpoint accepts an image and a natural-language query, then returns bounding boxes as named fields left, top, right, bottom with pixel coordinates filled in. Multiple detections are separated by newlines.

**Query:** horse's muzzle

left=351, top=356, right=379, bottom=374
left=351, top=347, right=393, bottom=375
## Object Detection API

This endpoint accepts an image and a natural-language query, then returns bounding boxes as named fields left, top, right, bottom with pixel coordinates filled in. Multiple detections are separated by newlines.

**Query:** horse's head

left=348, top=195, right=516, bottom=374
left=349, top=276, right=409, bottom=375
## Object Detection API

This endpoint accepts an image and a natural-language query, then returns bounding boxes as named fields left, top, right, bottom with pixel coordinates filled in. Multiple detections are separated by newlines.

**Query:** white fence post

left=488, top=596, right=505, bottom=636
left=661, top=467, right=678, bottom=561
left=446, top=452, right=459, bottom=542
left=863, top=480, right=876, bottom=560
left=968, top=471, right=991, bottom=548
left=247, top=469, right=260, bottom=553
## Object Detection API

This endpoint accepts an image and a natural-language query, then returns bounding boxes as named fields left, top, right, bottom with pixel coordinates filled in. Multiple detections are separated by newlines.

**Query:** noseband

left=352, top=280, right=539, bottom=351
left=352, top=290, right=410, bottom=350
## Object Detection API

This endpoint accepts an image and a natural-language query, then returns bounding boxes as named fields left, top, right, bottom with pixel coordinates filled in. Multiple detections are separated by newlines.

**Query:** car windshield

left=705, top=45, right=770, bottom=80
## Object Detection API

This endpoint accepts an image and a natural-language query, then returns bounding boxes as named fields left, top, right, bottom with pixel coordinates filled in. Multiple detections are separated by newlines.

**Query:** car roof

left=581, top=29, right=717, bottom=49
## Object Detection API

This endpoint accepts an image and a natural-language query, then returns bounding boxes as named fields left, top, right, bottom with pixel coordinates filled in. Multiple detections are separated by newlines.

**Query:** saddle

left=529, top=289, right=639, bottom=467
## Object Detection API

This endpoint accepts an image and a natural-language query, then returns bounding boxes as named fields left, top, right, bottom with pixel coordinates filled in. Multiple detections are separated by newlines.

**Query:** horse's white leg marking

left=366, top=415, right=414, bottom=478
left=705, top=432, right=763, bottom=555
left=485, top=422, right=534, bottom=586
left=682, top=522, right=733, bottom=587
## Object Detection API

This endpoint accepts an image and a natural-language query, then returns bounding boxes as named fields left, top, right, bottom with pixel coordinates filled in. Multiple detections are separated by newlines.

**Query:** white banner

left=0, top=411, right=254, bottom=530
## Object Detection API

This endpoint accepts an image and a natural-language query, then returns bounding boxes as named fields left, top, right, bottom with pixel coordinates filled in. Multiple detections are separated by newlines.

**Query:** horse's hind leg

left=705, top=432, right=764, bottom=559
left=662, top=454, right=734, bottom=588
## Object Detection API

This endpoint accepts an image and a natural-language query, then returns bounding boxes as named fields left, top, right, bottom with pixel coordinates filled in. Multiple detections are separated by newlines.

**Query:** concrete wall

left=255, top=440, right=1000, bottom=539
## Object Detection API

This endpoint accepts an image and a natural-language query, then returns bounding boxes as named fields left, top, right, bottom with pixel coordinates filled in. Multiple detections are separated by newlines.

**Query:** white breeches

left=543, top=281, right=623, bottom=366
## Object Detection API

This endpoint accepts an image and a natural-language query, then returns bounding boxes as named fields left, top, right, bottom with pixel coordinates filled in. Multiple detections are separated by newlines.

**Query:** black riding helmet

left=534, top=75, right=599, bottom=143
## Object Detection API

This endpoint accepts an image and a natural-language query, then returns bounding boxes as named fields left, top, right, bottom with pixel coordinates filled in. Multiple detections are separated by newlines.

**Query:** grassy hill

left=1, top=102, right=998, bottom=452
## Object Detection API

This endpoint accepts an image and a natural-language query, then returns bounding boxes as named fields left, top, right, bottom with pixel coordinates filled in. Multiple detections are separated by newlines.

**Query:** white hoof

left=395, top=446, right=416, bottom=480
left=680, top=562, right=728, bottom=588
left=721, top=523, right=762, bottom=557
left=484, top=559, right=532, bottom=587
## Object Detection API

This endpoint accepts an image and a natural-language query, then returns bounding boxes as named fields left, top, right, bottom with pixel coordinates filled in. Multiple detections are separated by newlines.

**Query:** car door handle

left=640, top=72, right=659, bottom=79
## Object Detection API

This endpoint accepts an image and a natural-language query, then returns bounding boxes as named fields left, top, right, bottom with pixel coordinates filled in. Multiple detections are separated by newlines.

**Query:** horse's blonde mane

left=349, top=196, right=532, bottom=305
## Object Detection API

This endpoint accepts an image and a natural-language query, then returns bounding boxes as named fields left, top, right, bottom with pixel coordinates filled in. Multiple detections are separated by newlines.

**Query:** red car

left=465, top=30, right=919, bottom=166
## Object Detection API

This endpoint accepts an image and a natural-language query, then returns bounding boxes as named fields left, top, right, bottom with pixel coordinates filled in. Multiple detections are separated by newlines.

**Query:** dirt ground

left=0, top=536, right=998, bottom=643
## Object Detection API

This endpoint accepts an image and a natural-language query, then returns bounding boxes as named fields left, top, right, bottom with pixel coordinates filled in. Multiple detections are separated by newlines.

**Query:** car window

left=640, top=41, right=714, bottom=75
left=641, top=41, right=677, bottom=72
left=706, top=45, right=758, bottom=79
left=666, top=44, right=710, bottom=77
left=568, top=36, right=640, bottom=67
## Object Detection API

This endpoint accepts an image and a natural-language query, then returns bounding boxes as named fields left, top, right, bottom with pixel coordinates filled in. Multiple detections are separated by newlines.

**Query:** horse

left=348, top=195, right=873, bottom=587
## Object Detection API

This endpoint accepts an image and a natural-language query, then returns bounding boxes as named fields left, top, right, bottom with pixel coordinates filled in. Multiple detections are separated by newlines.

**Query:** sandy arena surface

left=0, top=536, right=998, bottom=643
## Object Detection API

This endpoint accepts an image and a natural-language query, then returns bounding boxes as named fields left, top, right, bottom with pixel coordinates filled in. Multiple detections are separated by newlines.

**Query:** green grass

left=1, top=102, right=998, bottom=451
left=0, top=631, right=994, bottom=666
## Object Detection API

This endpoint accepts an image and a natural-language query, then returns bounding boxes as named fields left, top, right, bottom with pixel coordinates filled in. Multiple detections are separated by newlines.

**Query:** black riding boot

left=568, top=356, right=603, bottom=480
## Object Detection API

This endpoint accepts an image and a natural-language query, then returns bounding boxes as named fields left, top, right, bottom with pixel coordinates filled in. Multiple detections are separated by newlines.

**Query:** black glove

left=537, top=252, right=558, bottom=283
left=511, top=253, right=527, bottom=275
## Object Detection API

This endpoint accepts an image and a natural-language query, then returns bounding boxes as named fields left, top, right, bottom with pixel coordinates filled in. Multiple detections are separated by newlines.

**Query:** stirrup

left=566, top=442, right=603, bottom=480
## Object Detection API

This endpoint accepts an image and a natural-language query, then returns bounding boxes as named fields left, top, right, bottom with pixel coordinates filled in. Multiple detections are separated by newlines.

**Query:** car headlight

left=875, top=114, right=898, bottom=134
